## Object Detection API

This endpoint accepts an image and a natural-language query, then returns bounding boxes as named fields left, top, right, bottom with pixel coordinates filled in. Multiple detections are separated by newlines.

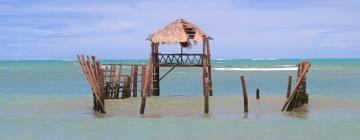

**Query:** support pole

left=240, top=76, right=248, bottom=113
left=204, top=77, right=210, bottom=113
left=140, top=65, right=150, bottom=114
left=202, top=39, right=207, bottom=96
left=152, top=43, right=160, bottom=96
left=205, top=39, right=213, bottom=96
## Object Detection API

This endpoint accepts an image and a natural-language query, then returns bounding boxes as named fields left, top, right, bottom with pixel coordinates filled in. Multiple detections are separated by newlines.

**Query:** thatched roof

left=147, top=19, right=212, bottom=47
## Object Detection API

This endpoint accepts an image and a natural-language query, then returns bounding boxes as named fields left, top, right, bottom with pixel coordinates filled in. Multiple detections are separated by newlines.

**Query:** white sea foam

left=251, top=58, right=278, bottom=61
left=213, top=67, right=297, bottom=71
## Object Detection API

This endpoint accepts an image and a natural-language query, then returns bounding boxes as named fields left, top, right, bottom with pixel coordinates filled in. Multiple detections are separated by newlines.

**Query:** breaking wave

left=213, top=67, right=297, bottom=71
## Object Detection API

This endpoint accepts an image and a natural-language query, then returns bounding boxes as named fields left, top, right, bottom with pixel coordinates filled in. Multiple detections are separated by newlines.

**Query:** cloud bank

left=0, top=0, right=359, bottom=60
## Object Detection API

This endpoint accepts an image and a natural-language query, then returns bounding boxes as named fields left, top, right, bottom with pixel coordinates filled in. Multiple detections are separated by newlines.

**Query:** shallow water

left=1, top=95, right=360, bottom=140
left=0, top=59, right=360, bottom=140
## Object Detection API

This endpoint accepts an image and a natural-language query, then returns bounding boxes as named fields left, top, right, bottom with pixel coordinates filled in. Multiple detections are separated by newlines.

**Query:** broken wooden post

left=282, top=61, right=311, bottom=111
left=240, top=76, right=248, bottom=113
left=77, top=54, right=106, bottom=113
left=287, top=75, right=292, bottom=98
left=256, top=88, right=260, bottom=99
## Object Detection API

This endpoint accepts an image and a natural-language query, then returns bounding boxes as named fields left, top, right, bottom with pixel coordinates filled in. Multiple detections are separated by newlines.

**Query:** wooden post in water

left=140, top=65, right=150, bottom=114
left=202, top=39, right=208, bottom=97
left=256, top=88, right=260, bottom=99
left=104, top=65, right=109, bottom=98
left=133, top=65, right=138, bottom=97
left=205, top=39, right=213, bottom=96
left=240, top=76, right=248, bottom=113
left=287, top=75, right=292, bottom=98
left=282, top=61, right=311, bottom=111
left=130, top=65, right=134, bottom=96
left=122, top=75, right=132, bottom=98
left=109, top=64, right=116, bottom=98
left=151, top=43, right=160, bottom=96
left=204, top=77, right=210, bottom=113
left=77, top=54, right=106, bottom=113
left=141, top=65, right=145, bottom=97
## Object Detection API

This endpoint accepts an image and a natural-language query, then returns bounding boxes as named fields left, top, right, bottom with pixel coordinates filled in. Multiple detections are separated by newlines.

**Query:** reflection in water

left=243, top=112, right=248, bottom=118
left=284, top=105, right=309, bottom=119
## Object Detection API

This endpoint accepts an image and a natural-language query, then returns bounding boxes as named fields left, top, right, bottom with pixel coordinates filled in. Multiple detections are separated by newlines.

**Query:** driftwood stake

left=240, top=76, right=248, bottom=113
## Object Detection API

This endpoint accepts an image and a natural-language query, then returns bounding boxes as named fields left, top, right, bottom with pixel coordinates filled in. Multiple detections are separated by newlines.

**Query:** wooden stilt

left=140, top=65, right=150, bottom=114
left=152, top=43, right=160, bottom=96
left=204, top=77, right=209, bottom=113
left=240, top=76, right=248, bottom=113
left=202, top=39, right=208, bottom=96
left=205, top=39, right=213, bottom=96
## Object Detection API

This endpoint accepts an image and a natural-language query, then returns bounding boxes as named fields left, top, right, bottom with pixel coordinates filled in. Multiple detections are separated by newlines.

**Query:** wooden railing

left=155, top=53, right=204, bottom=65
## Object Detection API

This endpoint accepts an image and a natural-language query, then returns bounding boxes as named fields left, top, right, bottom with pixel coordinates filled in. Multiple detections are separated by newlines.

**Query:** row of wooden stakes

left=102, top=64, right=141, bottom=99
left=77, top=54, right=152, bottom=114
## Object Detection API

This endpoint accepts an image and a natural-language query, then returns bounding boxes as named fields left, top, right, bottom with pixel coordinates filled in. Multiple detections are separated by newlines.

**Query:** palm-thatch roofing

left=147, top=19, right=212, bottom=47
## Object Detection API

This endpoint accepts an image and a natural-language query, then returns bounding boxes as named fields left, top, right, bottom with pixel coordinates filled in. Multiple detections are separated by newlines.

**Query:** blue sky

left=0, top=0, right=360, bottom=60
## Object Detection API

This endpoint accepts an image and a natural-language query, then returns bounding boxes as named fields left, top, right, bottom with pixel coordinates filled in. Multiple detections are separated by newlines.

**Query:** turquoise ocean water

left=1, top=59, right=360, bottom=140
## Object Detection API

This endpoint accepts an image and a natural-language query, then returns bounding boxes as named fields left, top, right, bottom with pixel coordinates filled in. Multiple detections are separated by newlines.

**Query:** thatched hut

left=146, top=18, right=213, bottom=98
